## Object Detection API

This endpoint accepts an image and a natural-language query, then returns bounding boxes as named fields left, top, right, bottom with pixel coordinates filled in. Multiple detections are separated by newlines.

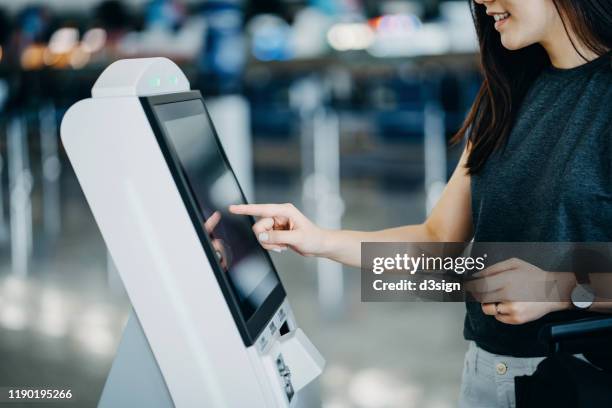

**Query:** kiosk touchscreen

left=61, top=58, right=324, bottom=408
left=145, top=93, right=285, bottom=346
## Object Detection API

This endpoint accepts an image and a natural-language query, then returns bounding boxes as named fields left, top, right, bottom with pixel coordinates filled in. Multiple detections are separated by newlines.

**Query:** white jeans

left=458, top=341, right=546, bottom=408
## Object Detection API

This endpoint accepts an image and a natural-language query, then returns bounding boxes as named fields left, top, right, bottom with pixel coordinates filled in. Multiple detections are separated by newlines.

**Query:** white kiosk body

left=61, top=58, right=324, bottom=407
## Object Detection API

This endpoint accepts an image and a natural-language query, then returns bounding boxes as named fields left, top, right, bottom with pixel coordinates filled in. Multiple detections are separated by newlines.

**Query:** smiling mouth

left=493, top=12, right=511, bottom=22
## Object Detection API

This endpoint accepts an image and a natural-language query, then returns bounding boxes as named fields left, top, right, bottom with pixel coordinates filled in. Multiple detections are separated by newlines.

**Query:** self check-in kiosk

left=60, top=58, right=325, bottom=407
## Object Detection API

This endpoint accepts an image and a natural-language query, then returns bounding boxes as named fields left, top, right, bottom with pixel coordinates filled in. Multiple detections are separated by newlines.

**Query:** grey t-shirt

left=466, top=52, right=612, bottom=357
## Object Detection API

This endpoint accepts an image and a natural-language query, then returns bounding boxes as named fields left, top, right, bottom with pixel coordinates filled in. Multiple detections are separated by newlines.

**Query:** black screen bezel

left=140, top=91, right=286, bottom=347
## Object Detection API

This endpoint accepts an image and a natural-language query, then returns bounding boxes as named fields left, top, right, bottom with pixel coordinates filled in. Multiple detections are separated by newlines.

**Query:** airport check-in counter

left=60, top=58, right=324, bottom=407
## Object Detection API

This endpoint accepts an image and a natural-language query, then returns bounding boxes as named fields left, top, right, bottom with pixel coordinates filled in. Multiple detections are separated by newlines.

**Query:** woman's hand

left=480, top=301, right=565, bottom=325
left=465, top=258, right=573, bottom=325
left=229, top=203, right=327, bottom=257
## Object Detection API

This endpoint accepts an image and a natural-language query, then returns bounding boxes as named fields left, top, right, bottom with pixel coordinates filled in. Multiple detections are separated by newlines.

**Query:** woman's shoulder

left=593, top=54, right=612, bottom=79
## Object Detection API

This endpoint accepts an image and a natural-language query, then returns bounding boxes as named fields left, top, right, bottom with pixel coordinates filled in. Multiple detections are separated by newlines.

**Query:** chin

left=500, top=35, right=526, bottom=51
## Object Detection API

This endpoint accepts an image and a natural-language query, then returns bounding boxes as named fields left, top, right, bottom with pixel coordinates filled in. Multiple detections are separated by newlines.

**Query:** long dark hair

left=454, top=0, right=612, bottom=175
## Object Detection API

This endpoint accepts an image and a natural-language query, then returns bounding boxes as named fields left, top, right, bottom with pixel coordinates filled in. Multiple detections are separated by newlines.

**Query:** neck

left=540, top=18, right=599, bottom=69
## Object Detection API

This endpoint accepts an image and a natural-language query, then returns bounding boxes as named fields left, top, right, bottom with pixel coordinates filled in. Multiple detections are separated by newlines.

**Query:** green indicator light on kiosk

left=150, top=77, right=161, bottom=87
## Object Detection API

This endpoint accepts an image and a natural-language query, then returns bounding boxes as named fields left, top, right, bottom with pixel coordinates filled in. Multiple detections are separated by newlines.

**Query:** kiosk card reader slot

left=61, top=58, right=324, bottom=407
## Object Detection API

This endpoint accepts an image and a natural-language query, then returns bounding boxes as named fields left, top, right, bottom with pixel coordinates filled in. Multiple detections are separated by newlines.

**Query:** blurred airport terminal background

left=0, top=0, right=480, bottom=406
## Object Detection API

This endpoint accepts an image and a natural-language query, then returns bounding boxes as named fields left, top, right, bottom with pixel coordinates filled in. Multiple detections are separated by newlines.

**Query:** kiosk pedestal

left=99, top=310, right=323, bottom=407
left=61, top=58, right=324, bottom=407
left=99, top=310, right=173, bottom=408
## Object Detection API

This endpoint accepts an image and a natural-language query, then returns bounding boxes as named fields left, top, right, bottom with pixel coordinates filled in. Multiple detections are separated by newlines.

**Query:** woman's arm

left=320, top=148, right=474, bottom=266
left=230, top=148, right=474, bottom=268
left=468, top=260, right=612, bottom=325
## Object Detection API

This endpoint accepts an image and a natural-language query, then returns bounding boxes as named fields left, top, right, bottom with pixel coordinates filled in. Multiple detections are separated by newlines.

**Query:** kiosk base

left=99, top=309, right=173, bottom=408
left=98, top=310, right=323, bottom=407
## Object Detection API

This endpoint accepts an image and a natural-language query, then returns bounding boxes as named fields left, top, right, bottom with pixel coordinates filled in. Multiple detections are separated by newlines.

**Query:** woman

left=230, top=0, right=612, bottom=406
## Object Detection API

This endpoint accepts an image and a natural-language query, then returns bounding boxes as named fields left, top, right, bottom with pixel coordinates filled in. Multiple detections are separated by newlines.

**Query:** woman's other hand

left=465, top=258, right=573, bottom=324
left=229, top=203, right=326, bottom=257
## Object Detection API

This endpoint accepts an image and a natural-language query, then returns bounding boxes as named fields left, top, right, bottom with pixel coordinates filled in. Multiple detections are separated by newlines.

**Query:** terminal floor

left=0, top=173, right=467, bottom=408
